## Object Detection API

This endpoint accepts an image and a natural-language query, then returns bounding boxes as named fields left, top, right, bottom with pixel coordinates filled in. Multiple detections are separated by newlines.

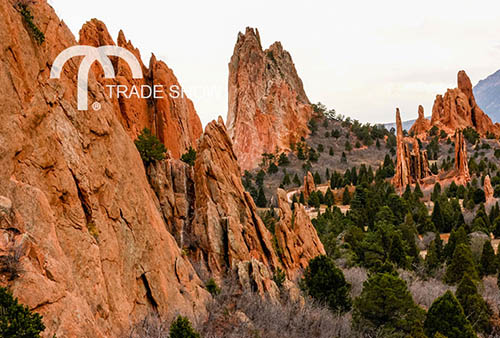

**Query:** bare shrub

left=0, top=246, right=23, bottom=280
left=399, top=269, right=455, bottom=309
left=482, top=276, right=500, bottom=315
left=127, top=313, right=169, bottom=338
left=197, top=278, right=352, bottom=338
left=342, top=266, right=368, bottom=298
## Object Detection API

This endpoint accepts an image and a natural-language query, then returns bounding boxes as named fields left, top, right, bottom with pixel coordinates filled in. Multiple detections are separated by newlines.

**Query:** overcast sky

left=50, top=0, right=500, bottom=126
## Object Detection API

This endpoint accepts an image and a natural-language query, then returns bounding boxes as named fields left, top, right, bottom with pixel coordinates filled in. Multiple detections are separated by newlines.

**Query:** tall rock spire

left=226, top=27, right=313, bottom=170
left=454, top=129, right=471, bottom=184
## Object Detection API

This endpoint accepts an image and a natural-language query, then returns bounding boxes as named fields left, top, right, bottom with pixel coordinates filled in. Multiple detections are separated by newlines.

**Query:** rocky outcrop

left=190, top=118, right=281, bottom=282
left=0, top=1, right=210, bottom=336
left=484, top=175, right=494, bottom=201
left=275, top=189, right=325, bottom=280
left=431, top=71, right=500, bottom=137
left=303, top=171, right=316, bottom=201
left=392, top=109, right=432, bottom=190
left=409, top=105, right=431, bottom=137
left=226, top=27, right=313, bottom=170
left=78, top=19, right=202, bottom=158
left=454, top=129, right=471, bottom=184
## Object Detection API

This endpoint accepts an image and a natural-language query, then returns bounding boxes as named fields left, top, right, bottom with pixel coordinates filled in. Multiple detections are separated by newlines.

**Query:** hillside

left=474, top=69, right=500, bottom=122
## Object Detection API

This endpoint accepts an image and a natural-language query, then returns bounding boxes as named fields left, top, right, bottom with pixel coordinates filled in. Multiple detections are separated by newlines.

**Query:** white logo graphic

left=50, top=46, right=143, bottom=110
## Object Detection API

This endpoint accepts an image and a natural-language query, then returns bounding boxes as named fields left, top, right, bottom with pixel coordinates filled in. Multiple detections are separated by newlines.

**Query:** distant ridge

left=474, top=69, right=500, bottom=123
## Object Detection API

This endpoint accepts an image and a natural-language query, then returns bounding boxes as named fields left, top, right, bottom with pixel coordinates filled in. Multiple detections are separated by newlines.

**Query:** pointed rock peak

left=457, top=70, right=473, bottom=95
left=117, top=29, right=127, bottom=45
left=237, top=26, right=261, bottom=48
left=418, top=105, right=424, bottom=118
left=78, top=18, right=114, bottom=46
left=395, top=108, right=403, bottom=136
left=217, top=115, right=225, bottom=126
left=484, top=175, right=494, bottom=201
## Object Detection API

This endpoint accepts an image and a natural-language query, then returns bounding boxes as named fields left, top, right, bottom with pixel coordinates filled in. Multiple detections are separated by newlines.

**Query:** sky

left=49, top=0, right=500, bottom=126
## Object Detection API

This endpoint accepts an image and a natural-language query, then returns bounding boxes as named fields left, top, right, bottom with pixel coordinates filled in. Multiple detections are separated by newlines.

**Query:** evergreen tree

left=431, top=200, right=447, bottom=232
left=299, top=191, right=305, bottom=204
left=389, top=232, right=409, bottom=269
left=479, top=240, right=497, bottom=276
left=308, top=191, right=321, bottom=209
left=425, top=239, right=440, bottom=274
left=256, top=187, right=267, bottom=207
left=456, top=274, right=492, bottom=333
left=424, top=290, right=476, bottom=338
left=313, top=171, right=322, bottom=184
left=444, top=226, right=468, bottom=262
left=341, top=151, right=347, bottom=163
left=180, top=146, right=197, bottom=166
left=0, top=287, right=45, bottom=338
left=324, top=188, right=334, bottom=208
left=300, top=255, right=351, bottom=312
left=281, top=173, right=291, bottom=187
left=169, top=316, right=201, bottom=338
left=134, top=128, right=167, bottom=166
left=353, top=273, right=425, bottom=336
left=445, top=244, right=479, bottom=284
left=342, top=187, right=351, bottom=205
left=293, top=173, right=301, bottom=186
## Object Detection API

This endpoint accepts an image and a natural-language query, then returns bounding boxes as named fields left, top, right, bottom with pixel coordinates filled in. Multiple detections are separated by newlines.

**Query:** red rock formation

left=275, top=189, right=325, bottom=280
left=454, top=129, right=471, bottom=184
left=227, top=27, right=313, bottom=171
left=303, top=171, right=316, bottom=201
left=431, top=71, right=500, bottom=137
left=484, top=175, right=494, bottom=201
left=78, top=19, right=202, bottom=158
left=0, top=1, right=209, bottom=337
left=191, top=118, right=281, bottom=282
left=392, top=109, right=432, bottom=190
left=409, top=105, right=431, bottom=137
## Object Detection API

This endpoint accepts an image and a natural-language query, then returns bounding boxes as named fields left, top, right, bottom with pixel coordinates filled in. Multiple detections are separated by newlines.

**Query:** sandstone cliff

left=78, top=19, right=202, bottom=158
left=409, top=105, right=431, bottom=137
left=0, top=1, right=208, bottom=336
left=431, top=71, right=500, bottom=137
left=275, top=189, right=325, bottom=281
left=226, top=27, right=313, bottom=171
left=392, top=109, right=432, bottom=190
left=303, top=171, right=316, bottom=201
left=454, top=129, right=471, bottom=184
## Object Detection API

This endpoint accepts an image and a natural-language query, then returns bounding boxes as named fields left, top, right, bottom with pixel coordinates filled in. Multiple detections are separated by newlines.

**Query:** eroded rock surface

left=226, top=27, right=313, bottom=170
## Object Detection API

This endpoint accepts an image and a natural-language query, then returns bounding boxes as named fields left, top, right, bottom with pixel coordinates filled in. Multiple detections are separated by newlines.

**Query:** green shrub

left=273, top=267, right=286, bottom=289
left=18, top=3, right=45, bottom=44
left=180, top=147, right=196, bottom=166
left=205, top=278, right=221, bottom=296
left=300, top=255, right=351, bottom=312
left=134, top=128, right=167, bottom=166
left=169, top=316, right=200, bottom=338
left=0, top=287, right=45, bottom=337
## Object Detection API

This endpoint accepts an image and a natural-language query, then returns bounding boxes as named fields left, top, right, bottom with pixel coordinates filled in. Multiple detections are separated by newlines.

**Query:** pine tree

left=479, top=240, right=497, bottom=276
left=293, top=173, right=301, bottom=186
left=389, top=233, right=409, bottom=268
left=414, top=182, right=424, bottom=199
left=0, top=287, right=45, bottom=338
left=342, top=187, right=351, bottom=205
left=281, top=173, right=291, bottom=187
left=425, top=239, right=440, bottom=274
left=353, top=273, right=425, bottom=336
left=256, top=187, right=267, bottom=207
left=431, top=200, right=447, bottom=232
left=299, top=191, right=305, bottom=204
left=444, top=226, right=468, bottom=262
left=134, top=128, right=167, bottom=166
left=169, top=316, right=201, bottom=338
left=456, top=274, right=492, bottom=333
left=301, top=255, right=351, bottom=312
left=445, top=243, right=479, bottom=284
left=308, top=191, right=320, bottom=209
left=324, top=188, right=334, bottom=208
left=424, top=290, right=476, bottom=338
left=313, top=171, right=322, bottom=184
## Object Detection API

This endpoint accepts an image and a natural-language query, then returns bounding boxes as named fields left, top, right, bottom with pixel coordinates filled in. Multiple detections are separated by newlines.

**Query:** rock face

left=454, top=129, right=471, bottom=184
left=431, top=71, right=500, bottom=137
left=392, top=109, right=432, bottom=190
left=226, top=27, right=313, bottom=171
left=303, top=171, right=316, bottom=201
left=484, top=175, right=494, bottom=201
left=275, top=189, right=325, bottom=280
left=78, top=19, right=202, bottom=158
left=0, top=1, right=209, bottom=337
left=190, top=118, right=281, bottom=281
left=409, top=105, right=431, bottom=137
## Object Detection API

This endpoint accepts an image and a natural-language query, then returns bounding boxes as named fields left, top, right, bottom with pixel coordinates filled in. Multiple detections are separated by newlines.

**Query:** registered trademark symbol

left=92, top=101, right=101, bottom=111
